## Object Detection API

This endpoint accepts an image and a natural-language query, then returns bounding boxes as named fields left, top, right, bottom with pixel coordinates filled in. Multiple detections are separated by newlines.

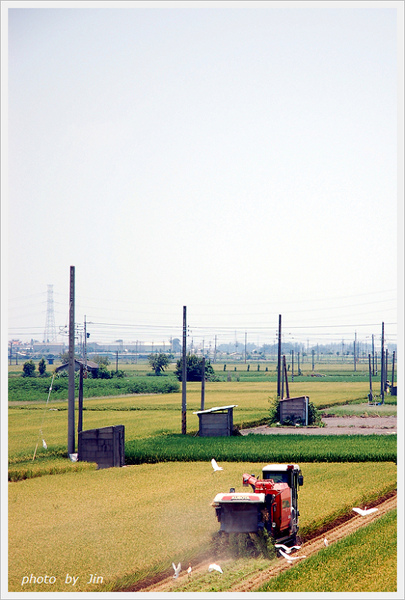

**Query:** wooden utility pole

left=201, top=356, right=206, bottom=411
left=283, top=355, right=289, bottom=399
left=78, top=364, right=84, bottom=434
left=68, top=266, right=75, bottom=456
left=368, top=354, right=373, bottom=403
left=244, top=331, right=247, bottom=364
left=281, top=355, right=285, bottom=400
left=372, top=334, right=375, bottom=375
left=84, top=315, right=88, bottom=371
left=291, top=350, right=294, bottom=382
left=182, top=306, right=187, bottom=434
left=380, top=322, right=385, bottom=403
left=353, top=332, right=357, bottom=372
left=392, top=351, right=396, bottom=388
left=277, top=315, right=282, bottom=398
left=312, top=349, right=315, bottom=372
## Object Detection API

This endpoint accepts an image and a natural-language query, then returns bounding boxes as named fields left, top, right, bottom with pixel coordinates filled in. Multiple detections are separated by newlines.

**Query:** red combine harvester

left=212, top=464, right=304, bottom=545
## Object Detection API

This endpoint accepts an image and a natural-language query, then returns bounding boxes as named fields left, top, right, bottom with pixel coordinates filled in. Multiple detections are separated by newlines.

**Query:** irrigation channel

left=123, top=490, right=397, bottom=593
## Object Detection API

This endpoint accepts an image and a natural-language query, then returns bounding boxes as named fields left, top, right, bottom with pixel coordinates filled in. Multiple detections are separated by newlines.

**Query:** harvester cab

left=212, top=464, right=303, bottom=545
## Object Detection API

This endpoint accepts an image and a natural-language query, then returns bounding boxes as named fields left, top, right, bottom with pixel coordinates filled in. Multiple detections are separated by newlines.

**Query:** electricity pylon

left=43, top=284, right=57, bottom=342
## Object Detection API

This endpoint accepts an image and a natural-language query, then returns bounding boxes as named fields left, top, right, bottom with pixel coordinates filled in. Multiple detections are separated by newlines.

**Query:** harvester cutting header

left=212, top=463, right=304, bottom=546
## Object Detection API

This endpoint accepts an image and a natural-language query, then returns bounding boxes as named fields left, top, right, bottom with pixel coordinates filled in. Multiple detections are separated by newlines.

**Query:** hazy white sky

left=3, top=2, right=403, bottom=348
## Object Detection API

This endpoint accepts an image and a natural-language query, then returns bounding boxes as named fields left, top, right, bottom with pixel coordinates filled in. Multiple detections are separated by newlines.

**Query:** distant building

left=55, top=358, right=99, bottom=377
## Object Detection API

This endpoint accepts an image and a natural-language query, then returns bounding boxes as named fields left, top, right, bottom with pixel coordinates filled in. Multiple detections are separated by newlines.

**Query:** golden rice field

left=8, top=461, right=396, bottom=592
left=9, top=379, right=373, bottom=461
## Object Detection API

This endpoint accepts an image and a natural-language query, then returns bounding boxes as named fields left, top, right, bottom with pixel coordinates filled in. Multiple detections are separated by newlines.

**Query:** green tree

left=38, top=358, right=47, bottom=376
left=60, top=352, right=80, bottom=364
left=174, top=354, right=216, bottom=382
left=93, top=363, right=112, bottom=379
left=148, top=353, right=170, bottom=375
left=92, top=354, right=110, bottom=366
left=60, top=351, right=69, bottom=363
left=22, top=360, right=36, bottom=377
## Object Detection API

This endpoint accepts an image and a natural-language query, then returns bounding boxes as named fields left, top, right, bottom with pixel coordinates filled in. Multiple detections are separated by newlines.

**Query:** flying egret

left=278, top=549, right=306, bottom=563
left=275, top=543, right=301, bottom=554
left=172, top=562, right=181, bottom=579
left=208, top=563, right=223, bottom=573
left=211, top=459, right=223, bottom=472
left=352, top=507, right=378, bottom=517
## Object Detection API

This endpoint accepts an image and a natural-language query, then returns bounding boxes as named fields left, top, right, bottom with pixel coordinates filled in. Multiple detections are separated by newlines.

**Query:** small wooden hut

left=193, top=405, right=238, bottom=437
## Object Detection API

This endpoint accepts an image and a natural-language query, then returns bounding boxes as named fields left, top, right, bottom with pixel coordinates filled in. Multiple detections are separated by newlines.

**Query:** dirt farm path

left=241, top=414, right=397, bottom=436
left=128, top=492, right=396, bottom=593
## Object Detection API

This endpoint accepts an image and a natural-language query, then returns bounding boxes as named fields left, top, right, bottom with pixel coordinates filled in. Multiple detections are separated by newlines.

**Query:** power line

left=53, top=289, right=397, bottom=310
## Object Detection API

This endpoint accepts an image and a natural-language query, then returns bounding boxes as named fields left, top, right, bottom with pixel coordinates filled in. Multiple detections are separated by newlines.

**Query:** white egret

left=208, top=563, right=223, bottom=573
left=278, top=549, right=306, bottom=563
left=172, top=562, right=181, bottom=579
left=275, top=543, right=301, bottom=554
left=211, top=459, right=223, bottom=472
left=352, top=507, right=378, bottom=517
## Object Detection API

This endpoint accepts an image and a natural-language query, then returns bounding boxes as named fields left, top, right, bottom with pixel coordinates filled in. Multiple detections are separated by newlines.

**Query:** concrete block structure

left=78, top=425, right=125, bottom=469
left=279, top=396, right=309, bottom=426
